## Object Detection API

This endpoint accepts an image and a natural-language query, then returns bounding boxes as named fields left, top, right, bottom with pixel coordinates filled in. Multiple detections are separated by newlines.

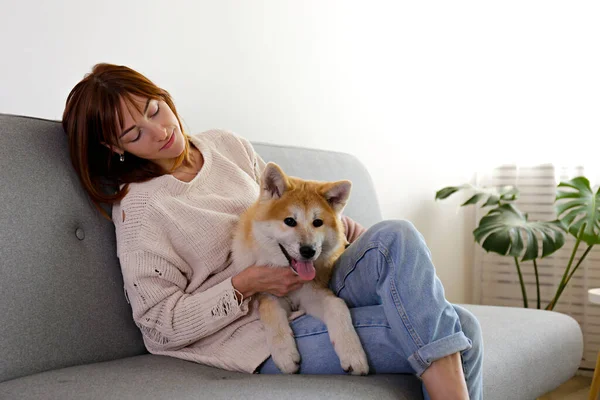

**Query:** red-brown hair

left=62, top=63, right=192, bottom=220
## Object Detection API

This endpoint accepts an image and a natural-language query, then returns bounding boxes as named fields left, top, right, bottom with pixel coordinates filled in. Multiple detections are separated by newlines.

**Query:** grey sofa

left=0, top=113, right=584, bottom=400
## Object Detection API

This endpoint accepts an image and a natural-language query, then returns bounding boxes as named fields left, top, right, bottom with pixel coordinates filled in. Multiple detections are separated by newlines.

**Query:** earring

left=119, top=153, right=125, bottom=162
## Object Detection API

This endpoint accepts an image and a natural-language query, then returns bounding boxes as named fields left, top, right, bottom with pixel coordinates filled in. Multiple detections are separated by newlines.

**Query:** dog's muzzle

left=278, top=243, right=293, bottom=266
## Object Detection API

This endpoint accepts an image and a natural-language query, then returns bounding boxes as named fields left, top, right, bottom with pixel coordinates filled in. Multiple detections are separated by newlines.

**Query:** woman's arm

left=341, top=215, right=366, bottom=243
left=120, top=250, right=250, bottom=352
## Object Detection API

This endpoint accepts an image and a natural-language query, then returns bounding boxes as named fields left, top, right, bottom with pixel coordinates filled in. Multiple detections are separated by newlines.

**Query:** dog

left=231, top=162, right=369, bottom=375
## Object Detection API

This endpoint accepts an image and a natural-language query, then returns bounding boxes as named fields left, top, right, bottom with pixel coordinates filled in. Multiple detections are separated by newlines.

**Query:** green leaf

left=510, top=227, right=525, bottom=256
left=435, top=185, right=469, bottom=200
left=523, top=229, right=538, bottom=261
left=473, top=204, right=566, bottom=261
left=483, top=195, right=500, bottom=207
left=435, top=184, right=519, bottom=208
left=462, top=193, right=486, bottom=206
left=555, top=177, right=600, bottom=246
left=500, top=187, right=519, bottom=201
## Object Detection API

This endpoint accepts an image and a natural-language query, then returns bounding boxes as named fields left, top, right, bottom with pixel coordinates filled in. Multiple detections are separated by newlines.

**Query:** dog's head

left=252, top=162, right=352, bottom=280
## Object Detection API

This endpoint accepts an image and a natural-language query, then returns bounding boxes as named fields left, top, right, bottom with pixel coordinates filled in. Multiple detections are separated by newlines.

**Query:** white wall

left=2, top=1, right=599, bottom=303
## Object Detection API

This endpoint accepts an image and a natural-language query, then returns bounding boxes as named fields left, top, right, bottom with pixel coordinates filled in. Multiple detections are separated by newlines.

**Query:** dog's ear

left=261, top=162, right=289, bottom=200
left=321, top=180, right=352, bottom=213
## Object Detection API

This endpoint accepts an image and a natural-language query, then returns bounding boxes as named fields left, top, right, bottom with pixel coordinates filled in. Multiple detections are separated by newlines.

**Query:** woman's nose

left=149, top=123, right=168, bottom=140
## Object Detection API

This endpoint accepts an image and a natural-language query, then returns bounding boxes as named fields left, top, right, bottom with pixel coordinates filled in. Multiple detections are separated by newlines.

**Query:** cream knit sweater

left=112, top=130, right=365, bottom=373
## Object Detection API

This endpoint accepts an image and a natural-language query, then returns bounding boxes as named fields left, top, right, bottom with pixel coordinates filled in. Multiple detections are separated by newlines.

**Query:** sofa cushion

left=0, top=354, right=422, bottom=400
left=466, top=304, right=583, bottom=399
left=0, top=304, right=583, bottom=400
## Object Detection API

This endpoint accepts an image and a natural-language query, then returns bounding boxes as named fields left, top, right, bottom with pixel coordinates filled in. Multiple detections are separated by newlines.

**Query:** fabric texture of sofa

left=0, top=113, right=584, bottom=399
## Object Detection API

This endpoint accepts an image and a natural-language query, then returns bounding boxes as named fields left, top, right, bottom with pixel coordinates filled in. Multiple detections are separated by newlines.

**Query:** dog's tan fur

left=231, top=162, right=368, bottom=375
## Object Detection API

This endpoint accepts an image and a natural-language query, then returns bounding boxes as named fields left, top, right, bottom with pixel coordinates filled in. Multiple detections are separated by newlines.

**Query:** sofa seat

left=0, top=304, right=582, bottom=400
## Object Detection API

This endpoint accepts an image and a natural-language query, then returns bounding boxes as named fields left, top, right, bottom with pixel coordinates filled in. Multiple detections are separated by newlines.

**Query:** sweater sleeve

left=235, top=134, right=267, bottom=185
left=254, top=152, right=267, bottom=184
left=341, top=215, right=367, bottom=243
left=119, top=250, right=251, bottom=351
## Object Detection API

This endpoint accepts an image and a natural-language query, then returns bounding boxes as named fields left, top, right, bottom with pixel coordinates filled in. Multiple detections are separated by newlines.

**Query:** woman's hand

left=232, top=265, right=306, bottom=299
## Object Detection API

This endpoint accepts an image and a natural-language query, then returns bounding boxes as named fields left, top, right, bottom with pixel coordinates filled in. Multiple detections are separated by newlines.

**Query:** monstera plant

left=436, top=177, right=600, bottom=311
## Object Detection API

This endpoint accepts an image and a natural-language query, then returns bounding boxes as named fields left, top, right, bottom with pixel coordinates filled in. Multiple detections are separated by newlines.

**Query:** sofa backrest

left=0, top=114, right=148, bottom=382
left=0, top=113, right=382, bottom=382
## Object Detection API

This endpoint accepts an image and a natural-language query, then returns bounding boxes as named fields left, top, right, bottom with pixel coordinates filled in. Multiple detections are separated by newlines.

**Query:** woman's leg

left=328, top=220, right=483, bottom=400
left=259, top=305, right=416, bottom=374
left=450, top=304, right=483, bottom=399
left=421, top=352, right=469, bottom=400
left=259, top=307, right=482, bottom=398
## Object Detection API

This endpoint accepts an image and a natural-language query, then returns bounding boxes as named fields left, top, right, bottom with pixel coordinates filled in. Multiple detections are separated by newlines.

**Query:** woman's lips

left=161, top=131, right=175, bottom=150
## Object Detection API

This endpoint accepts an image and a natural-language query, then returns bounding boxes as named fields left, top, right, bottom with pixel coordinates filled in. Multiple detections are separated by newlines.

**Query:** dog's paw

left=339, top=350, right=369, bottom=376
left=270, top=334, right=301, bottom=374
left=334, top=334, right=369, bottom=376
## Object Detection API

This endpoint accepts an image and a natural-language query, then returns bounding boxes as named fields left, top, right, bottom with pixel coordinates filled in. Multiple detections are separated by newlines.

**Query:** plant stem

left=567, top=245, right=594, bottom=283
left=549, top=244, right=594, bottom=310
left=532, top=259, right=540, bottom=309
left=514, top=257, right=528, bottom=308
left=546, top=223, right=586, bottom=311
left=564, top=227, right=584, bottom=282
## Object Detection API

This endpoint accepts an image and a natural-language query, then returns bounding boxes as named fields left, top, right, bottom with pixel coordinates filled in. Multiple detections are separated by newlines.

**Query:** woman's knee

left=367, top=220, right=423, bottom=247
left=365, top=220, right=430, bottom=264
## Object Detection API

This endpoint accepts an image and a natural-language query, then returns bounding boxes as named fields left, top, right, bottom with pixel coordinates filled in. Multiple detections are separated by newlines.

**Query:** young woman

left=62, top=63, right=482, bottom=400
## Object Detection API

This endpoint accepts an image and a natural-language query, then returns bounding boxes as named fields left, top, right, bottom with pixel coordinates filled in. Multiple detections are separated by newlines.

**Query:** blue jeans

left=259, top=220, right=483, bottom=399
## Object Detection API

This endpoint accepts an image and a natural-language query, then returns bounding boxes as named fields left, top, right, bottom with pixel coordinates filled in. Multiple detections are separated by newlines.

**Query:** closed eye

left=130, top=101, right=159, bottom=142
left=131, top=128, right=142, bottom=142
left=151, top=103, right=160, bottom=118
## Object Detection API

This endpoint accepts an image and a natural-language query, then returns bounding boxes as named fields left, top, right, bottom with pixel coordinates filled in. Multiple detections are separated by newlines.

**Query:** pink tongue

left=291, top=260, right=316, bottom=281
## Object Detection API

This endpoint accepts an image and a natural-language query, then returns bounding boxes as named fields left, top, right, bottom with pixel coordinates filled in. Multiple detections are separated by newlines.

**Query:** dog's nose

left=299, top=245, right=316, bottom=259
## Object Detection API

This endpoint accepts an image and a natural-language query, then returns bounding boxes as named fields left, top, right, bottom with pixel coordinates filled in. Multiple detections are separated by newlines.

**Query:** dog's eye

left=313, top=219, right=323, bottom=227
left=284, top=218, right=297, bottom=227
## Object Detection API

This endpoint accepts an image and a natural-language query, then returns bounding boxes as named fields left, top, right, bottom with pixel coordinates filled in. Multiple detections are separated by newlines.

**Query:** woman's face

left=114, top=95, right=185, bottom=168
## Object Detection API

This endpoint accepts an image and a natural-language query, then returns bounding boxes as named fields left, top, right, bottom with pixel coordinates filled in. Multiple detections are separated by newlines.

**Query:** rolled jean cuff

left=407, top=331, right=473, bottom=377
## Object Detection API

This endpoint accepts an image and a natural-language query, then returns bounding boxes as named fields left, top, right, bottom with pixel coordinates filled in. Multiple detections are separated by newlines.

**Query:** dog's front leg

left=297, top=285, right=369, bottom=375
left=257, top=293, right=301, bottom=374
